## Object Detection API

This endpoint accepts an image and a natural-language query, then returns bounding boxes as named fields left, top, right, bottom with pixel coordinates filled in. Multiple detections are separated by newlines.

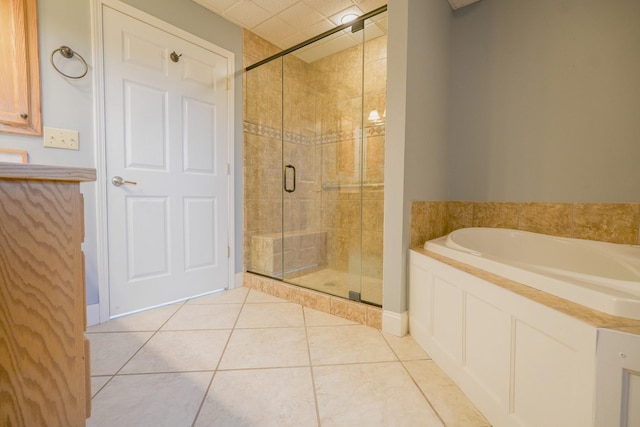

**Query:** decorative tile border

left=243, top=272, right=383, bottom=329
left=244, top=120, right=385, bottom=146
left=243, top=121, right=282, bottom=140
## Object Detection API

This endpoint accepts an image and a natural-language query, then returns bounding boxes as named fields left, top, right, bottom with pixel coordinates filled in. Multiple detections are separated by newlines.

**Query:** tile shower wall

left=243, top=29, right=386, bottom=287
left=410, top=201, right=640, bottom=247
left=313, top=35, right=386, bottom=282
left=244, top=30, right=283, bottom=271
left=244, top=49, right=323, bottom=276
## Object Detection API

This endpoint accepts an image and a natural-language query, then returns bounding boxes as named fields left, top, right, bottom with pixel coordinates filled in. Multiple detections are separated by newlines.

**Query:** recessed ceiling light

left=341, top=13, right=359, bottom=24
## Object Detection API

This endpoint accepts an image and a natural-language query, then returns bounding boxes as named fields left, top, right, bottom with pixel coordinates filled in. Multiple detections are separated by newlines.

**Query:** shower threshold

left=286, top=268, right=382, bottom=307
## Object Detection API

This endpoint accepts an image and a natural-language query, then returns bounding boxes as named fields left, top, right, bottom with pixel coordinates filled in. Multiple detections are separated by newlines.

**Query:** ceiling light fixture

left=341, top=13, right=359, bottom=24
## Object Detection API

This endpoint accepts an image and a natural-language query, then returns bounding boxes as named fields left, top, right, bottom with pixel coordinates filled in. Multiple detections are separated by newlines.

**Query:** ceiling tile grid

left=192, top=1, right=479, bottom=63
left=193, top=0, right=386, bottom=51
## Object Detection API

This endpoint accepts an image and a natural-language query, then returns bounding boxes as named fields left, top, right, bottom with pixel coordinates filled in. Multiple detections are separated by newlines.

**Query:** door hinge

left=227, top=246, right=231, bottom=257
left=226, top=77, right=230, bottom=91
left=226, top=163, right=230, bottom=175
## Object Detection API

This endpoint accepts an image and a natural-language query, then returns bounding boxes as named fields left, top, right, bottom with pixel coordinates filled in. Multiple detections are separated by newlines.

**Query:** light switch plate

left=43, top=127, right=79, bottom=150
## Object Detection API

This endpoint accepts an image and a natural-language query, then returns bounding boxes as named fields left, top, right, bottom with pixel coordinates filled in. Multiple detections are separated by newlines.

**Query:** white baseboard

left=234, top=272, right=244, bottom=288
left=382, top=310, right=409, bottom=336
left=87, top=303, right=101, bottom=327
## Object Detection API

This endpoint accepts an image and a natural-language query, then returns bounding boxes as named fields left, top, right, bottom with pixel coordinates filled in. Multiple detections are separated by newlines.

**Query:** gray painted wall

left=384, top=0, right=452, bottom=317
left=0, top=0, right=243, bottom=306
left=448, top=0, right=640, bottom=202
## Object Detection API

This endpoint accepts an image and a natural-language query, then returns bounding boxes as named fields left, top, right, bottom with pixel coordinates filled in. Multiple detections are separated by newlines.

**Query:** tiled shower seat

left=251, top=229, right=327, bottom=276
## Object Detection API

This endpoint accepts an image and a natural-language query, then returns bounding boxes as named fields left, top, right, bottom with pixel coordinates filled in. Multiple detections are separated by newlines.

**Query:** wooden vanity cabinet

left=0, top=0, right=42, bottom=135
left=0, top=163, right=96, bottom=427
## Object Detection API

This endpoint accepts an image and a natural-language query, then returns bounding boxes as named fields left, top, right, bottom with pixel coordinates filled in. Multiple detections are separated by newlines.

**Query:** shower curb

left=243, top=272, right=382, bottom=329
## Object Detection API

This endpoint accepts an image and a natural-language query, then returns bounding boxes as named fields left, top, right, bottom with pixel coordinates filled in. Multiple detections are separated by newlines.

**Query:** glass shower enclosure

left=244, top=8, right=386, bottom=306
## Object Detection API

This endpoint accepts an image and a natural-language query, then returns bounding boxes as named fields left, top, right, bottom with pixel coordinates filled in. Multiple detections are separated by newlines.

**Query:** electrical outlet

left=43, top=127, right=79, bottom=150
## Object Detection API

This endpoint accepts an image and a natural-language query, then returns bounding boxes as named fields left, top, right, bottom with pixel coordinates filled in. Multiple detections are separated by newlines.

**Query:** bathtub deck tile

left=518, top=202, right=573, bottom=237
left=572, top=203, right=639, bottom=244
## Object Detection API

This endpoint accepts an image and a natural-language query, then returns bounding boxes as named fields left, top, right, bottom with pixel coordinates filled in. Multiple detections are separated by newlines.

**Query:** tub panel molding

left=595, top=329, right=640, bottom=426
left=464, top=293, right=510, bottom=406
left=407, top=263, right=432, bottom=347
left=409, top=250, right=598, bottom=427
left=432, top=276, right=463, bottom=363
left=511, top=319, right=593, bottom=427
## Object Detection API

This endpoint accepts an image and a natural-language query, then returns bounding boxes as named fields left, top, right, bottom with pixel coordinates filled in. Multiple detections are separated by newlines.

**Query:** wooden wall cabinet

left=0, top=164, right=96, bottom=426
left=0, top=0, right=42, bottom=135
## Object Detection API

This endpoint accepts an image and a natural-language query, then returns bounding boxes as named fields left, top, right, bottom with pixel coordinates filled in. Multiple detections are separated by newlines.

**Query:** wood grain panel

left=0, top=0, right=42, bottom=135
left=0, top=179, right=86, bottom=426
left=0, top=163, right=96, bottom=182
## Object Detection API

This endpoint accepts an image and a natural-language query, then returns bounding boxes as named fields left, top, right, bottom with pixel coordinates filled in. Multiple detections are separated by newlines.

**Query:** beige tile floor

left=87, top=287, right=490, bottom=427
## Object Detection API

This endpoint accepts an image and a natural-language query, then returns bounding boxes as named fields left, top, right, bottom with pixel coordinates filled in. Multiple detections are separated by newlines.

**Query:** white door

left=103, top=6, right=231, bottom=316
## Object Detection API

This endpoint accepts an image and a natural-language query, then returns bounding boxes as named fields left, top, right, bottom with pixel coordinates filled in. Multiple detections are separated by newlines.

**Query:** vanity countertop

left=0, top=162, right=96, bottom=182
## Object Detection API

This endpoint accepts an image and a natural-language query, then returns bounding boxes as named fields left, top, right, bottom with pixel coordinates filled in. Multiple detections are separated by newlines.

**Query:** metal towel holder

left=50, top=46, right=88, bottom=79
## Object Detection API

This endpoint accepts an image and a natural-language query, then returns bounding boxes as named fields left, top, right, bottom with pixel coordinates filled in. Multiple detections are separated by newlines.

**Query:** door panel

left=182, top=57, right=217, bottom=87
left=183, top=98, right=216, bottom=173
left=122, top=31, right=167, bottom=72
left=184, top=197, right=217, bottom=270
left=103, top=6, right=230, bottom=316
left=124, top=82, right=168, bottom=170
left=126, top=196, right=169, bottom=280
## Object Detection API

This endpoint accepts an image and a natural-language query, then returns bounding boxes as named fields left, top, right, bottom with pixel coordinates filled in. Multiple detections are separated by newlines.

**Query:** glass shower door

left=359, top=11, right=387, bottom=305
left=244, top=58, right=285, bottom=280
left=280, top=27, right=365, bottom=302
left=245, top=9, right=387, bottom=306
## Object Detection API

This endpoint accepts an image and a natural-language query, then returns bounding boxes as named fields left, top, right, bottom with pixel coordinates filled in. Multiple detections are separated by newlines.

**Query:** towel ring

left=50, top=46, right=88, bottom=79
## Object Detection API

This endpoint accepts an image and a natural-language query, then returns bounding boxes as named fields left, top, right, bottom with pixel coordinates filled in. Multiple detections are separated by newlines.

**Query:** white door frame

left=91, top=0, right=235, bottom=323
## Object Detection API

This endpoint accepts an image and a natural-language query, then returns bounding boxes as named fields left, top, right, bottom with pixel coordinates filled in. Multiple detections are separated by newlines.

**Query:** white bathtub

left=425, top=227, right=640, bottom=320
left=409, top=229, right=640, bottom=426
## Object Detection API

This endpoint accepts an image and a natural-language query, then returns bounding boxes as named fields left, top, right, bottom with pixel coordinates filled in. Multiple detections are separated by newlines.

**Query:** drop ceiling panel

left=303, top=0, right=355, bottom=17
left=278, top=2, right=326, bottom=30
left=224, top=1, right=271, bottom=28
left=193, top=0, right=390, bottom=62
left=193, top=0, right=481, bottom=64
left=252, top=0, right=299, bottom=14
left=352, top=0, right=386, bottom=13
left=253, top=16, right=297, bottom=44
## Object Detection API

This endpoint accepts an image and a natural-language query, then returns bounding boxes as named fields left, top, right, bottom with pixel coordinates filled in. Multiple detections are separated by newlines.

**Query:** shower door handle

left=284, top=164, right=296, bottom=193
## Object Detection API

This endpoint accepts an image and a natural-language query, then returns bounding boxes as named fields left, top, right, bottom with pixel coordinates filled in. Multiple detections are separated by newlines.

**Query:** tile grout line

left=190, top=288, right=250, bottom=427
left=399, top=360, right=448, bottom=427
left=379, top=332, right=449, bottom=426
left=89, top=299, right=190, bottom=399
left=89, top=375, right=113, bottom=400
left=302, top=303, right=323, bottom=427
left=91, top=289, right=455, bottom=426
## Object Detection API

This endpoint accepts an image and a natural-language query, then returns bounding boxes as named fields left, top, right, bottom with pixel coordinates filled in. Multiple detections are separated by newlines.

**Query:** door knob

left=111, top=176, right=137, bottom=187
